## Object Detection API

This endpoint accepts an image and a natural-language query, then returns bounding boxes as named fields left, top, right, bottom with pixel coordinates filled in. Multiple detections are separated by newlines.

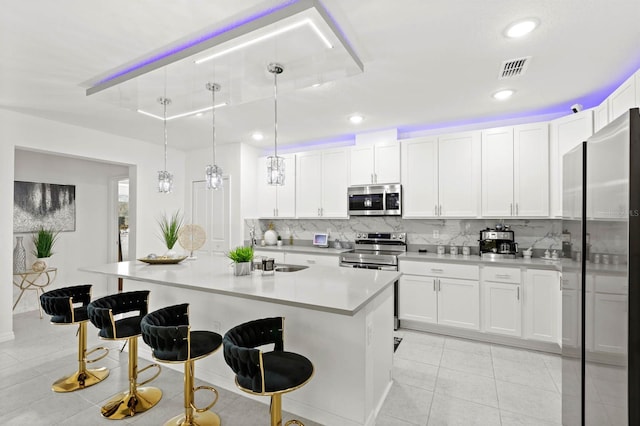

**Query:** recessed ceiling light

left=505, top=19, right=539, bottom=38
left=349, top=114, right=364, bottom=124
left=493, top=89, right=515, bottom=100
left=252, top=132, right=264, bottom=141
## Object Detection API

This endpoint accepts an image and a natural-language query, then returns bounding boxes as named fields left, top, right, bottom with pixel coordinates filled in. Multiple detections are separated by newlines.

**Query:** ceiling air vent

left=499, top=56, right=531, bottom=79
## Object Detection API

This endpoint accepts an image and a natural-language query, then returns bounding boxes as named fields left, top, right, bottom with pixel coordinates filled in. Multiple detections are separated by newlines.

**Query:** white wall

left=12, top=150, right=129, bottom=313
left=1, top=109, right=186, bottom=341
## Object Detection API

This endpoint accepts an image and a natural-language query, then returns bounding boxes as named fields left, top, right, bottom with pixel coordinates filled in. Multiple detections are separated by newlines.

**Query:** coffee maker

left=479, top=225, right=518, bottom=259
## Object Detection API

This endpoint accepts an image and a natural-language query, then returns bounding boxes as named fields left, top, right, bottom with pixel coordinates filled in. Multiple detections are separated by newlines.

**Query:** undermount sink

left=275, top=264, right=309, bottom=273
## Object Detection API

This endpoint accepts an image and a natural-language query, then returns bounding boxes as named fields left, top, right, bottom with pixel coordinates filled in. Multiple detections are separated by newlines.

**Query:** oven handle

left=339, top=262, right=398, bottom=271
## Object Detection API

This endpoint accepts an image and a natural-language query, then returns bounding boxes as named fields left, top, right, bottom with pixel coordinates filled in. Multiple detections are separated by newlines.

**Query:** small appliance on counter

left=479, top=225, right=518, bottom=259
left=312, top=232, right=329, bottom=248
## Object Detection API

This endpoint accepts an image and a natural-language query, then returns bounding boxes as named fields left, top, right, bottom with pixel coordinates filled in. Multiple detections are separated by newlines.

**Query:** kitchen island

left=81, top=254, right=399, bottom=426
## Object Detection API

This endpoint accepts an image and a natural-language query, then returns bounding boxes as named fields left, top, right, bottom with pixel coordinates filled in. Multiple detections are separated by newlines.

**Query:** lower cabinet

left=523, top=269, right=561, bottom=344
left=399, top=261, right=480, bottom=331
left=482, top=281, right=521, bottom=337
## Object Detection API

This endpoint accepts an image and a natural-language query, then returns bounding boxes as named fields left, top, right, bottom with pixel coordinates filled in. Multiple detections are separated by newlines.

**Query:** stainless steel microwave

left=348, top=184, right=402, bottom=216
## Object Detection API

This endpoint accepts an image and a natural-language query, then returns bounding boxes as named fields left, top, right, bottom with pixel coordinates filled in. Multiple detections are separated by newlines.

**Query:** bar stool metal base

left=51, top=321, right=110, bottom=392
left=101, top=386, right=163, bottom=419
left=52, top=367, right=110, bottom=393
left=164, top=411, right=221, bottom=426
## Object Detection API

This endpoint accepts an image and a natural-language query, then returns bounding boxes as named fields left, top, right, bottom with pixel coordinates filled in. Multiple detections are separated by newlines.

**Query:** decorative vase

left=32, top=258, right=48, bottom=272
left=233, top=262, right=251, bottom=276
left=13, top=236, right=26, bottom=273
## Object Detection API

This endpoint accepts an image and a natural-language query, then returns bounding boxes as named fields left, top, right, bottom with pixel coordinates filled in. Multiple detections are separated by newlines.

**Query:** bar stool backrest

left=87, top=290, right=150, bottom=339
left=222, top=317, right=284, bottom=393
left=141, top=304, right=191, bottom=361
left=40, top=284, right=92, bottom=323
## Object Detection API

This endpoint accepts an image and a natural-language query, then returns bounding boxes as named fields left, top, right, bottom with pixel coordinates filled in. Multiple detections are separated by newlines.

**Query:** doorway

left=191, top=177, right=230, bottom=255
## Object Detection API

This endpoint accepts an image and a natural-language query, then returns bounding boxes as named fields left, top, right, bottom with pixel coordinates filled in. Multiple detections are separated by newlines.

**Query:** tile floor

left=0, top=312, right=562, bottom=425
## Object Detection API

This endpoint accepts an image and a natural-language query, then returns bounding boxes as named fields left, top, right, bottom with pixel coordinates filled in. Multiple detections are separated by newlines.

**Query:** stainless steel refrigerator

left=562, top=107, right=640, bottom=425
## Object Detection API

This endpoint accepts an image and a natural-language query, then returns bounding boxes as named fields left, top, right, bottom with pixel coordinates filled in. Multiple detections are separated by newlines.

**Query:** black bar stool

left=87, top=290, right=162, bottom=419
left=223, top=317, right=314, bottom=426
left=141, top=303, right=223, bottom=426
left=39, top=284, right=109, bottom=392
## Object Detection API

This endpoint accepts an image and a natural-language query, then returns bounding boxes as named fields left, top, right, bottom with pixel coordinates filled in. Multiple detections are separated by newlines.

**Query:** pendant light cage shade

left=158, top=170, right=174, bottom=193
left=267, top=62, right=285, bottom=186
left=205, top=82, right=224, bottom=190
left=206, top=164, right=224, bottom=190
left=266, top=155, right=285, bottom=185
left=157, top=96, right=174, bottom=193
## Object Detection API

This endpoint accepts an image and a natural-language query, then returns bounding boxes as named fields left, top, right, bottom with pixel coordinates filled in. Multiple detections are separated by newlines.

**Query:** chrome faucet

left=249, top=226, right=256, bottom=247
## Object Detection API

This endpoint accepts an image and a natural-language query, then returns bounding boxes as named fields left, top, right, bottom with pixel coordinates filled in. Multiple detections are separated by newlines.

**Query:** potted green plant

left=226, top=246, right=254, bottom=276
left=158, top=210, right=183, bottom=257
left=31, top=227, right=59, bottom=270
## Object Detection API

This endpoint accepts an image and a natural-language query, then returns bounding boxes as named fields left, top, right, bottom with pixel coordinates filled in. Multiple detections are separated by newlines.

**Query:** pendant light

left=157, top=97, right=174, bottom=193
left=205, top=82, right=223, bottom=190
left=267, top=62, right=285, bottom=185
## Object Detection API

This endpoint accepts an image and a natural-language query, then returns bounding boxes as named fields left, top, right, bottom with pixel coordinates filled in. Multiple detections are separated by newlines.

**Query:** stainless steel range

left=340, top=232, right=406, bottom=329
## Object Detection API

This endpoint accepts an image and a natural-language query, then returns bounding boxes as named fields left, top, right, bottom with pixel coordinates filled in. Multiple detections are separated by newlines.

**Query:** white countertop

left=80, top=254, right=399, bottom=316
left=400, top=252, right=562, bottom=271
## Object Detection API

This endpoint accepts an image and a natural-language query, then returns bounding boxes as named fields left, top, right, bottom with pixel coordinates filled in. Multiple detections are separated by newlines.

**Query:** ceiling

left=3, top=0, right=640, bottom=153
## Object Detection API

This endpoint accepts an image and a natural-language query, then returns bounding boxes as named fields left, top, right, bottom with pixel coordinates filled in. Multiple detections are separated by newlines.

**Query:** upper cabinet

left=296, top=147, right=349, bottom=218
left=549, top=110, right=594, bottom=217
left=350, top=141, right=400, bottom=185
left=401, top=131, right=480, bottom=218
left=481, top=123, right=549, bottom=217
left=609, top=73, right=637, bottom=122
left=256, top=154, right=296, bottom=218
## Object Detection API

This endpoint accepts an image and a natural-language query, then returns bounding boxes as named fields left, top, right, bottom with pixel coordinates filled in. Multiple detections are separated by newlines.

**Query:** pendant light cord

left=273, top=69, right=278, bottom=158
left=212, top=87, right=216, bottom=165
left=163, top=99, right=168, bottom=171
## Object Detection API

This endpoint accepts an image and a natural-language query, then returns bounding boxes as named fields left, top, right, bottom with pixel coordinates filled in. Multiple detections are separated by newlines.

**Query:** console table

left=12, top=268, right=57, bottom=318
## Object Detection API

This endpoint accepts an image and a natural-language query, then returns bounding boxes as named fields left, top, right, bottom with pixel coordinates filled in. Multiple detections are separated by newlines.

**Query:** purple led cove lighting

left=94, top=0, right=298, bottom=86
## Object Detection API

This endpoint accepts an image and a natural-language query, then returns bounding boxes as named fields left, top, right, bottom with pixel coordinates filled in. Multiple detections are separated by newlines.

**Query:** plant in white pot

left=158, top=210, right=183, bottom=258
left=226, top=246, right=254, bottom=276
left=31, top=227, right=59, bottom=271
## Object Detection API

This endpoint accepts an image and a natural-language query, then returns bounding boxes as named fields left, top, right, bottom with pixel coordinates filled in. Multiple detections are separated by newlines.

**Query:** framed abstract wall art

left=13, top=181, right=76, bottom=232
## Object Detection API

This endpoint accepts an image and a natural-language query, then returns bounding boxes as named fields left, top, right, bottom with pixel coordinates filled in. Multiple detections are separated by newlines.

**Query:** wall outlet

left=433, top=229, right=439, bottom=238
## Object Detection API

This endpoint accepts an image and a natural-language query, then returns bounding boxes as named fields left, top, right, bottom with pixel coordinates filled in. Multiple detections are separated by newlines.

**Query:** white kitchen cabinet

left=609, top=73, right=637, bottom=122
left=514, top=123, right=550, bottom=217
left=483, top=281, right=521, bottom=337
left=549, top=110, right=593, bottom=217
left=438, top=131, right=481, bottom=217
left=399, top=260, right=479, bottom=330
left=401, top=132, right=480, bottom=218
left=482, top=266, right=522, bottom=337
left=481, top=123, right=549, bottom=217
left=256, top=154, right=296, bottom=218
left=594, top=100, right=610, bottom=133
left=481, top=127, right=514, bottom=217
left=561, top=271, right=580, bottom=349
left=400, top=137, right=438, bottom=217
left=285, top=252, right=338, bottom=267
left=524, top=269, right=561, bottom=343
left=437, top=278, right=480, bottom=330
left=399, top=274, right=438, bottom=324
left=350, top=141, right=400, bottom=185
left=592, top=293, right=627, bottom=354
left=296, top=148, right=348, bottom=218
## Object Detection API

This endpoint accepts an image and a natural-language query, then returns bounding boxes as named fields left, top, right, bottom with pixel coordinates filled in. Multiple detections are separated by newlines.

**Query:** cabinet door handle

left=371, top=173, right=374, bottom=184
left=510, top=203, right=513, bottom=216
left=374, top=173, right=378, bottom=183
left=439, top=205, right=442, bottom=216
left=438, top=279, right=441, bottom=292
left=517, top=286, right=520, bottom=300
left=516, top=203, right=519, bottom=216
left=435, top=205, right=438, bottom=216
left=433, top=280, right=436, bottom=292
left=321, top=207, right=324, bottom=216
left=430, top=268, right=444, bottom=273
left=496, top=274, right=511, bottom=279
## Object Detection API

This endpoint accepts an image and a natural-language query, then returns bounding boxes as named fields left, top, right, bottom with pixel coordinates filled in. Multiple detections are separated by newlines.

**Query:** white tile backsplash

left=245, top=217, right=564, bottom=251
